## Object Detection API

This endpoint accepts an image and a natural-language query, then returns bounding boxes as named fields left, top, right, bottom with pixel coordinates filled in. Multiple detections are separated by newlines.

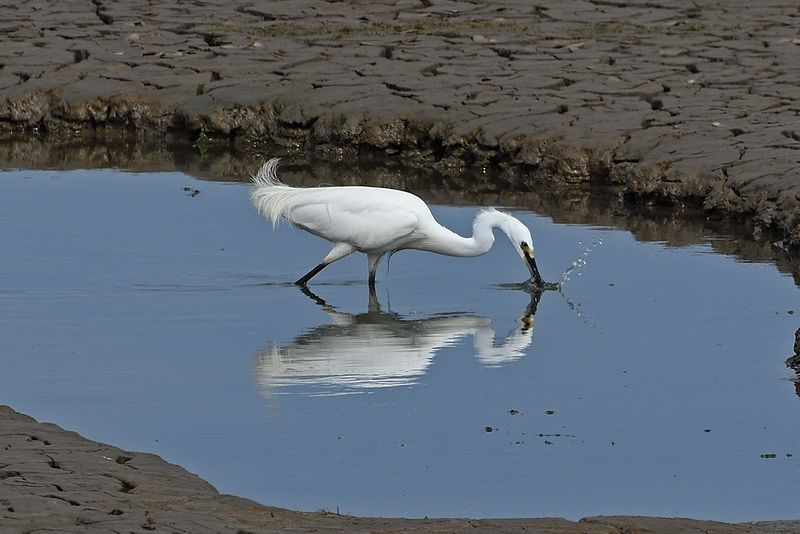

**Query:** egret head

left=502, top=215, right=545, bottom=288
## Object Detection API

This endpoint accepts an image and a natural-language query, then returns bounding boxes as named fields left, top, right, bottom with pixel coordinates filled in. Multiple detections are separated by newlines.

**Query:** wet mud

left=1, top=1, right=800, bottom=246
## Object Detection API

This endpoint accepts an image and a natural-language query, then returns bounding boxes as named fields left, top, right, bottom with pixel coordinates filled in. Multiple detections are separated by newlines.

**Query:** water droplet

left=559, top=236, right=604, bottom=287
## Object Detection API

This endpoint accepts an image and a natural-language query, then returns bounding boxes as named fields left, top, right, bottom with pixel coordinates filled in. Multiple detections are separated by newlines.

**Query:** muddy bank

left=2, top=405, right=798, bottom=534
left=2, top=1, right=799, bottom=246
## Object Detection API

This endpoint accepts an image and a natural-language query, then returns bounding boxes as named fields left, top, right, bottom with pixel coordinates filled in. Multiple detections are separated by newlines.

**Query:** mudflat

left=2, top=1, right=800, bottom=531
left=1, top=1, right=799, bottom=245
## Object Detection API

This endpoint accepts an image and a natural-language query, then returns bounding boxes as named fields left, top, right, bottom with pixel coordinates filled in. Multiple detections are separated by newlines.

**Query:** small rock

left=659, top=46, right=689, bottom=57
left=471, top=34, right=493, bottom=44
left=795, top=327, right=800, bottom=355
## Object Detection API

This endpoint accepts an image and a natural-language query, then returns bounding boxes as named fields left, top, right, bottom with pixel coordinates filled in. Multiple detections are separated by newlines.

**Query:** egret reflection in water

left=254, top=287, right=544, bottom=397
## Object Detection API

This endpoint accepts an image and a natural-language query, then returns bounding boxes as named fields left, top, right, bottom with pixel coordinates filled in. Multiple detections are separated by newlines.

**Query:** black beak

left=520, top=243, right=559, bottom=291
left=526, top=252, right=545, bottom=288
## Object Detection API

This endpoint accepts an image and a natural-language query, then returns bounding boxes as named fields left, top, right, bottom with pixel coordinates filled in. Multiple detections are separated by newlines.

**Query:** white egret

left=250, top=158, right=548, bottom=288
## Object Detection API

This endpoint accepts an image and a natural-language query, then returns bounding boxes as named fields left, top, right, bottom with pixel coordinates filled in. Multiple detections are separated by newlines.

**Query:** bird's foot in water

left=523, top=278, right=561, bottom=292
left=495, top=278, right=560, bottom=292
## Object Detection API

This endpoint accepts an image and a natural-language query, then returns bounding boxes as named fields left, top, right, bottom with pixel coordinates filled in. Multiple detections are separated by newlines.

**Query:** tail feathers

left=250, top=158, right=299, bottom=229
left=252, top=157, right=284, bottom=188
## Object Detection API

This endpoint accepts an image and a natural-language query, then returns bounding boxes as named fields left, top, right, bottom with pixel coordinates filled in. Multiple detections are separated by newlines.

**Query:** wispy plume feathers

left=250, top=158, right=302, bottom=229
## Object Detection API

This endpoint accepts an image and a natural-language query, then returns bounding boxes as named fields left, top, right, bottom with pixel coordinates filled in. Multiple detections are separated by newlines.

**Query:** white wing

left=287, top=188, right=425, bottom=251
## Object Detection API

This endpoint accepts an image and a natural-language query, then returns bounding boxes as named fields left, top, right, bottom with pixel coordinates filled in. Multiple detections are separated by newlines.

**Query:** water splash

left=559, top=238, right=603, bottom=287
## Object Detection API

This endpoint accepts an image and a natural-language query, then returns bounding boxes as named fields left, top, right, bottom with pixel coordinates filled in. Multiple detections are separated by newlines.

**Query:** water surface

left=1, top=168, right=798, bottom=521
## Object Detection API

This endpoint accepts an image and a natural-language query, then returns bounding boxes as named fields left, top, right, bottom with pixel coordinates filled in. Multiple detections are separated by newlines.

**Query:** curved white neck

left=423, top=210, right=516, bottom=257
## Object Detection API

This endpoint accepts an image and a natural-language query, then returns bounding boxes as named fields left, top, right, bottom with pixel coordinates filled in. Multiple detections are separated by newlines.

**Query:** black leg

left=295, top=262, right=328, bottom=286
left=368, top=272, right=378, bottom=300
left=366, top=278, right=385, bottom=314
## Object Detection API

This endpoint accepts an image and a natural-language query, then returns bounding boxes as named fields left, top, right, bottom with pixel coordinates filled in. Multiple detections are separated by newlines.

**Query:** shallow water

left=1, top=168, right=799, bottom=521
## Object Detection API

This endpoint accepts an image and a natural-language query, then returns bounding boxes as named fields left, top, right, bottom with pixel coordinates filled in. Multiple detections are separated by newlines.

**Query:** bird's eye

left=520, top=241, right=529, bottom=248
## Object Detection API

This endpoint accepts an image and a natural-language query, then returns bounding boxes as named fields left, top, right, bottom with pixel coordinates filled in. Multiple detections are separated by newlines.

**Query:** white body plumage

left=250, top=158, right=545, bottom=287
